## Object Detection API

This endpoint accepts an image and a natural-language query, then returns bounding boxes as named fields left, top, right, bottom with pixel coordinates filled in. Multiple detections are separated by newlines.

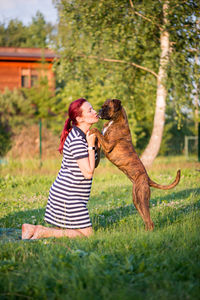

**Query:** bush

left=159, top=106, right=195, bottom=156
left=0, top=82, right=58, bottom=157
left=0, top=120, right=11, bottom=157
left=0, top=88, right=34, bottom=156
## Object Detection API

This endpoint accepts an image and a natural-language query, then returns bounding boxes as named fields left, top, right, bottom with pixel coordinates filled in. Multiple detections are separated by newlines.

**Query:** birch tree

left=54, top=0, right=199, bottom=166
left=139, top=1, right=170, bottom=166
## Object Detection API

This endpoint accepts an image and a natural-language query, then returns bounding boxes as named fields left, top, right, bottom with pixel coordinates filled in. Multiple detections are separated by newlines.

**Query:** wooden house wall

left=0, top=61, right=55, bottom=92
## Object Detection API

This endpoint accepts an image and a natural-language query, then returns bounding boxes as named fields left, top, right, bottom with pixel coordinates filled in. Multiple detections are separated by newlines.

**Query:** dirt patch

left=7, top=125, right=60, bottom=159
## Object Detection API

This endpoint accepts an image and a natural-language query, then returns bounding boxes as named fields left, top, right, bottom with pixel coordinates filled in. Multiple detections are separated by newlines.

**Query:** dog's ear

left=112, top=99, right=122, bottom=112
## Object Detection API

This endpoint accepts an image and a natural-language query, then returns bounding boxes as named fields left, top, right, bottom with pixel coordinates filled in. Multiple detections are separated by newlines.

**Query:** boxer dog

left=90, top=99, right=180, bottom=230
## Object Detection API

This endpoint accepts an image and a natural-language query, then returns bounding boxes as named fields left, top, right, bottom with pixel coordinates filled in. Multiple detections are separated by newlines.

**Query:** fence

left=184, top=136, right=198, bottom=159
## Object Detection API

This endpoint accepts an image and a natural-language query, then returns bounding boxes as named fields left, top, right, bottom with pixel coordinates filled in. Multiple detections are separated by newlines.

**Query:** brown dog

left=90, top=99, right=181, bottom=230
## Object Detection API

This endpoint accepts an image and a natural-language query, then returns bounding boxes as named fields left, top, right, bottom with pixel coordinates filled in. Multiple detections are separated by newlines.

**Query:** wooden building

left=0, top=47, right=57, bottom=92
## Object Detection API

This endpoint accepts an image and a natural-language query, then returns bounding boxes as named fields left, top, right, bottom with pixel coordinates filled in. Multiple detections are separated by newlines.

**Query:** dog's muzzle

left=98, top=109, right=103, bottom=119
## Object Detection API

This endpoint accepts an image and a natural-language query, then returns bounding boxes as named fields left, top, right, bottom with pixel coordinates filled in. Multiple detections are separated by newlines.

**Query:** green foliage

left=0, top=157, right=200, bottom=299
left=0, top=1, right=199, bottom=156
left=0, top=88, right=34, bottom=127
left=0, top=19, right=27, bottom=47
left=160, top=104, right=195, bottom=155
left=54, top=0, right=161, bottom=148
left=0, top=89, right=33, bottom=156
left=0, top=82, right=60, bottom=156
left=22, top=77, right=57, bottom=119
left=54, top=0, right=199, bottom=150
left=0, top=11, right=56, bottom=48
left=167, top=1, right=199, bottom=105
left=25, top=11, right=52, bottom=48
left=20, top=77, right=73, bottom=136
left=0, top=121, right=11, bottom=157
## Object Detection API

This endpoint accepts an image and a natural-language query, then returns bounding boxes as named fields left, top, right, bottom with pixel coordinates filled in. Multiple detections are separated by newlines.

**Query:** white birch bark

left=141, top=1, right=169, bottom=168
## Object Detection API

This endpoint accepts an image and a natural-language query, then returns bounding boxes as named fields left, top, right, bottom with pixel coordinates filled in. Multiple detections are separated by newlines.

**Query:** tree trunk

left=194, top=53, right=199, bottom=135
left=141, top=1, right=169, bottom=168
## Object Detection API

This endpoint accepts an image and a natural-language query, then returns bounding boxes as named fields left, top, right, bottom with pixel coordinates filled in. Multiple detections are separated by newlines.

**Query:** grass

left=0, top=156, right=200, bottom=300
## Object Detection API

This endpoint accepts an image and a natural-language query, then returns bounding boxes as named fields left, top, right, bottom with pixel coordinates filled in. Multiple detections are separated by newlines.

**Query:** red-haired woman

left=22, top=98, right=100, bottom=239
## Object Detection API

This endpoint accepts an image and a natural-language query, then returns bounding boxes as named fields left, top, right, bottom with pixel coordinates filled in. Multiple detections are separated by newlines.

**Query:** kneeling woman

left=22, top=98, right=100, bottom=239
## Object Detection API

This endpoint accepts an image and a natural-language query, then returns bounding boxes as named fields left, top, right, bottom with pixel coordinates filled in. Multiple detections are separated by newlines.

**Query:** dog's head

left=98, top=99, right=122, bottom=120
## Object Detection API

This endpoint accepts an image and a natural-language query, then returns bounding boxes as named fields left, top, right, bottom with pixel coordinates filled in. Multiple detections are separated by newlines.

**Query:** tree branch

left=129, top=0, right=163, bottom=31
left=78, top=54, right=158, bottom=78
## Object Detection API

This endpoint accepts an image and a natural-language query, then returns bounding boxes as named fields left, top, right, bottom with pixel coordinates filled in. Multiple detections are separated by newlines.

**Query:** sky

left=0, top=0, right=58, bottom=25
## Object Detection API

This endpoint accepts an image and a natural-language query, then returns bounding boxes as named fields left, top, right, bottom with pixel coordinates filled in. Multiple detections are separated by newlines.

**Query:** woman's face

left=79, top=101, right=99, bottom=125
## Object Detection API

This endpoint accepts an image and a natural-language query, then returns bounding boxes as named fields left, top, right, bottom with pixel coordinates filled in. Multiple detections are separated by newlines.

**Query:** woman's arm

left=77, top=154, right=95, bottom=179
left=76, top=132, right=96, bottom=179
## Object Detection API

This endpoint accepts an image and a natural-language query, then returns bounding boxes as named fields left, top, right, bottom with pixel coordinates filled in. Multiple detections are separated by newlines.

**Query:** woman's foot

left=23, top=225, right=92, bottom=240
left=30, top=225, right=45, bottom=240
left=21, top=224, right=36, bottom=240
left=30, top=226, right=85, bottom=239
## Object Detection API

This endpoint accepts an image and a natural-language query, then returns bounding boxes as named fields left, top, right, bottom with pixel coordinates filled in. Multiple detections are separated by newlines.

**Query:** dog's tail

left=149, top=170, right=181, bottom=190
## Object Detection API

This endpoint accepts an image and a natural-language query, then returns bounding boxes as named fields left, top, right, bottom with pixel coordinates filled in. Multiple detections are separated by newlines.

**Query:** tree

left=22, top=77, right=57, bottom=120
left=0, top=88, right=34, bottom=156
left=26, top=11, right=56, bottom=48
left=54, top=0, right=199, bottom=166
left=0, top=19, right=28, bottom=47
left=0, top=79, right=61, bottom=156
left=159, top=104, right=194, bottom=155
left=0, top=11, right=56, bottom=48
left=138, top=1, right=170, bottom=166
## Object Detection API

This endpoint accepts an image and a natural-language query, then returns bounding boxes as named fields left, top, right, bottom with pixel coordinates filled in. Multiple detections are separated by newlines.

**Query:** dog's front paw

left=89, top=128, right=99, bottom=135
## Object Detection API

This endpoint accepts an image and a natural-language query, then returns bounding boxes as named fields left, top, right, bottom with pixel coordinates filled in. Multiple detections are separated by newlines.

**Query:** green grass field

left=0, top=156, right=200, bottom=300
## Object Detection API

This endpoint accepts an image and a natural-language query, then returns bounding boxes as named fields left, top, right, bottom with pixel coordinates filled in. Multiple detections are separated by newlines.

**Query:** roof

left=0, top=47, right=57, bottom=62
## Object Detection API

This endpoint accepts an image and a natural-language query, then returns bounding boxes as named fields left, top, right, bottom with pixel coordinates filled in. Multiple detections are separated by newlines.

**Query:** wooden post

left=198, top=123, right=200, bottom=162
left=185, top=136, right=188, bottom=159
left=39, top=119, right=42, bottom=167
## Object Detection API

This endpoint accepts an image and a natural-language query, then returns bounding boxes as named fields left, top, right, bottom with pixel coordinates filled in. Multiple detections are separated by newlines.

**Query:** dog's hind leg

left=132, top=182, right=154, bottom=231
left=132, top=182, right=145, bottom=220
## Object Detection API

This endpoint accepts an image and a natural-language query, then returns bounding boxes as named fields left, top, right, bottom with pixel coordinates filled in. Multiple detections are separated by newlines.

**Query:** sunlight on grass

left=0, top=156, right=200, bottom=299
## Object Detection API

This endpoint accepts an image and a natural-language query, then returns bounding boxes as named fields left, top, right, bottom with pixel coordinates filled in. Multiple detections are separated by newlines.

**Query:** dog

left=90, top=99, right=181, bottom=230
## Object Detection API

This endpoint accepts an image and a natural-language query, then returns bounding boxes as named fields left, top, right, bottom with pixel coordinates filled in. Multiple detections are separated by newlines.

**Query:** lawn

left=0, top=156, right=200, bottom=300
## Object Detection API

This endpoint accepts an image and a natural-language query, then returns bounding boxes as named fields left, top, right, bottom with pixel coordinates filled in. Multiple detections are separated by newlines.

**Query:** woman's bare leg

left=30, top=225, right=89, bottom=239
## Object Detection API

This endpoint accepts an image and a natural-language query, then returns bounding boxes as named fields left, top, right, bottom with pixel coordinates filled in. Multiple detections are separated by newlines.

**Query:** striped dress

left=44, top=126, right=94, bottom=229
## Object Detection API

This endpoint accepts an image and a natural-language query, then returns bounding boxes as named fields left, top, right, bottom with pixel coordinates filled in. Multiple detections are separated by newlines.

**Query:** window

left=21, top=75, right=29, bottom=88
left=21, top=69, right=39, bottom=88
left=31, top=75, right=38, bottom=87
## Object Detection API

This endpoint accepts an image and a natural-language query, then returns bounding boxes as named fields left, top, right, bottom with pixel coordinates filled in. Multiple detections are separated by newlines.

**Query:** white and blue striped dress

left=44, top=126, right=93, bottom=229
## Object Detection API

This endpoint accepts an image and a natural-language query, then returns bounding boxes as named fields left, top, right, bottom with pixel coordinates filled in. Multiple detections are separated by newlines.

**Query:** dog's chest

left=102, top=121, right=113, bottom=136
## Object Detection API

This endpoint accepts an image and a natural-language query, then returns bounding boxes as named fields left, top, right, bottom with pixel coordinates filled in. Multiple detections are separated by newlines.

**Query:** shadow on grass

left=90, top=187, right=200, bottom=230
left=92, top=196, right=200, bottom=231
left=0, top=187, right=199, bottom=241
left=151, top=187, right=200, bottom=204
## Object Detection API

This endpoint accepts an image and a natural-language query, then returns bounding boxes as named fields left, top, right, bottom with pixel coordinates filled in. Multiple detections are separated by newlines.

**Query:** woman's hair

left=59, top=98, right=87, bottom=154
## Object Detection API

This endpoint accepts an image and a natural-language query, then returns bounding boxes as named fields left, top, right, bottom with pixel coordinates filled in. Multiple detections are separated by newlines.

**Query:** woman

left=22, top=98, right=100, bottom=239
